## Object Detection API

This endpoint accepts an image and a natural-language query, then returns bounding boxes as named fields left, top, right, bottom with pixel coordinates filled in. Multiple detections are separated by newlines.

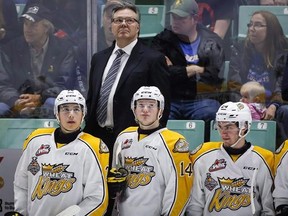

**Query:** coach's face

left=111, top=8, right=140, bottom=46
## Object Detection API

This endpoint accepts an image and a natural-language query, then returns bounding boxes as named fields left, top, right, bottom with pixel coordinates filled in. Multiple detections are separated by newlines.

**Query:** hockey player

left=274, top=141, right=288, bottom=216
left=13, top=90, right=109, bottom=216
left=186, top=101, right=275, bottom=216
left=111, top=86, right=193, bottom=215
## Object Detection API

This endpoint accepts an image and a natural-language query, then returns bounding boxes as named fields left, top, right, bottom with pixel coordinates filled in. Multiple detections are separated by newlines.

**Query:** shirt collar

left=114, top=38, right=138, bottom=56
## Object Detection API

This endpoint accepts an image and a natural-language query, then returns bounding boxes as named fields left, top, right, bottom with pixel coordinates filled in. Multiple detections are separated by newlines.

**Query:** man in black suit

left=84, top=2, right=170, bottom=155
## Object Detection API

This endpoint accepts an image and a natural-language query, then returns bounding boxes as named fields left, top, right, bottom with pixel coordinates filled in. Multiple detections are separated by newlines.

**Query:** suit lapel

left=117, top=41, right=143, bottom=90
left=92, top=47, right=113, bottom=106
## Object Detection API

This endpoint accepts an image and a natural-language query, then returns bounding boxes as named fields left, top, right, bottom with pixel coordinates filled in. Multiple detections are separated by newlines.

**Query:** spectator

left=0, top=0, right=21, bottom=45
left=228, top=10, right=288, bottom=146
left=274, top=140, right=288, bottom=216
left=186, top=101, right=275, bottom=215
left=195, top=0, right=236, bottom=39
left=233, top=0, right=260, bottom=49
left=151, top=0, right=224, bottom=142
left=0, top=4, right=78, bottom=118
left=98, top=0, right=123, bottom=51
left=240, top=81, right=266, bottom=120
left=22, top=0, right=88, bottom=97
left=111, top=86, right=192, bottom=215
left=14, top=90, right=109, bottom=216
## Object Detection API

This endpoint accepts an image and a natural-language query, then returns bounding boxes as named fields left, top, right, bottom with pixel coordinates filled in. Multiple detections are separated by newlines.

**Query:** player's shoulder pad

left=274, top=140, right=288, bottom=169
left=190, top=142, right=222, bottom=163
left=80, top=132, right=109, bottom=154
left=275, top=140, right=288, bottom=156
left=118, top=126, right=138, bottom=136
left=252, top=145, right=274, bottom=173
left=160, top=129, right=189, bottom=153
left=161, top=129, right=185, bottom=142
left=23, top=128, right=55, bottom=150
left=253, top=145, right=274, bottom=160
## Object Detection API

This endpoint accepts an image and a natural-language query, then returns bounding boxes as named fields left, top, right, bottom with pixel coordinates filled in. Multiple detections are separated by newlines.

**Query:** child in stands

left=240, top=81, right=266, bottom=120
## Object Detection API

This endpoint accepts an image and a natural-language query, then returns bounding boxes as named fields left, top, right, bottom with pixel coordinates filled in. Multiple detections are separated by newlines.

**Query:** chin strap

left=230, top=127, right=250, bottom=148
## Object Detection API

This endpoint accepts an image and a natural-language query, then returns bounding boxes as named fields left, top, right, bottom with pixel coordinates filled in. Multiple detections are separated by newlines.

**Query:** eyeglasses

left=247, top=22, right=267, bottom=30
left=112, top=17, right=139, bottom=25
left=136, top=102, right=158, bottom=110
left=59, top=105, right=82, bottom=114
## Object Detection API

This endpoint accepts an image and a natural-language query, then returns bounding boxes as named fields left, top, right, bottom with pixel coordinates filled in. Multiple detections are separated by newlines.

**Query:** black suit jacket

left=84, top=40, right=170, bottom=150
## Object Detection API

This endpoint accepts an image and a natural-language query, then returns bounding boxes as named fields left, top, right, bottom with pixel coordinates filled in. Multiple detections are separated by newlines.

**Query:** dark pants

left=84, top=124, right=118, bottom=216
left=169, top=99, right=221, bottom=142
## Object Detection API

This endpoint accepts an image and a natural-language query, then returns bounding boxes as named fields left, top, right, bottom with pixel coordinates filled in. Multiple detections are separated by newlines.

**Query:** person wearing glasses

left=13, top=90, right=109, bottom=216
left=0, top=4, right=79, bottom=118
left=111, top=86, right=192, bottom=216
left=228, top=10, right=288, bottom=148
left=186, top=101, right=275, bottom=216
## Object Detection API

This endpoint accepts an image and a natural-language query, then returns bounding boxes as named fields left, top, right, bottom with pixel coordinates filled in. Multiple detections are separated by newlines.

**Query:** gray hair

left=41, top=19, right=55, bottom=35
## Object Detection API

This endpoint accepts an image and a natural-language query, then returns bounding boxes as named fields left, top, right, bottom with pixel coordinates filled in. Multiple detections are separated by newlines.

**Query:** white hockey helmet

left=131, top=86, right=165, bottom=110
left=216, top=101, right=252, bottom=131
left=54, top=90, right=87, bottom=116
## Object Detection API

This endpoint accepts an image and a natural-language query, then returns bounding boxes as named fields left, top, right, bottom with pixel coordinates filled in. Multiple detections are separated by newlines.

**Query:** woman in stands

left=227, top=10, right=288, bottom=147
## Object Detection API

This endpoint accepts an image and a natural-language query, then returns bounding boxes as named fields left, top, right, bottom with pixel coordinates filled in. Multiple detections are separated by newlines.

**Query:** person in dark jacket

left=151, top=0, right=224, bottom=141
left=0, top=4, right=77, bottom=118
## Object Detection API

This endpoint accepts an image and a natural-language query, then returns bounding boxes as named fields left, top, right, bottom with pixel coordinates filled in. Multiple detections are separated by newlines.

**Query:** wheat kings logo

left=124, top=156, right=155, bottom=189
left=208, top=177, right=254, bottom=212
left=31, top=163, right=76, bottom=200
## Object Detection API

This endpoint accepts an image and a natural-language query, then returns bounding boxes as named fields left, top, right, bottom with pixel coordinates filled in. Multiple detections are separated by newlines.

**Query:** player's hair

left=42, top=19, right=55, bottom=35
left=111, top=1, right=141, bottom=22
